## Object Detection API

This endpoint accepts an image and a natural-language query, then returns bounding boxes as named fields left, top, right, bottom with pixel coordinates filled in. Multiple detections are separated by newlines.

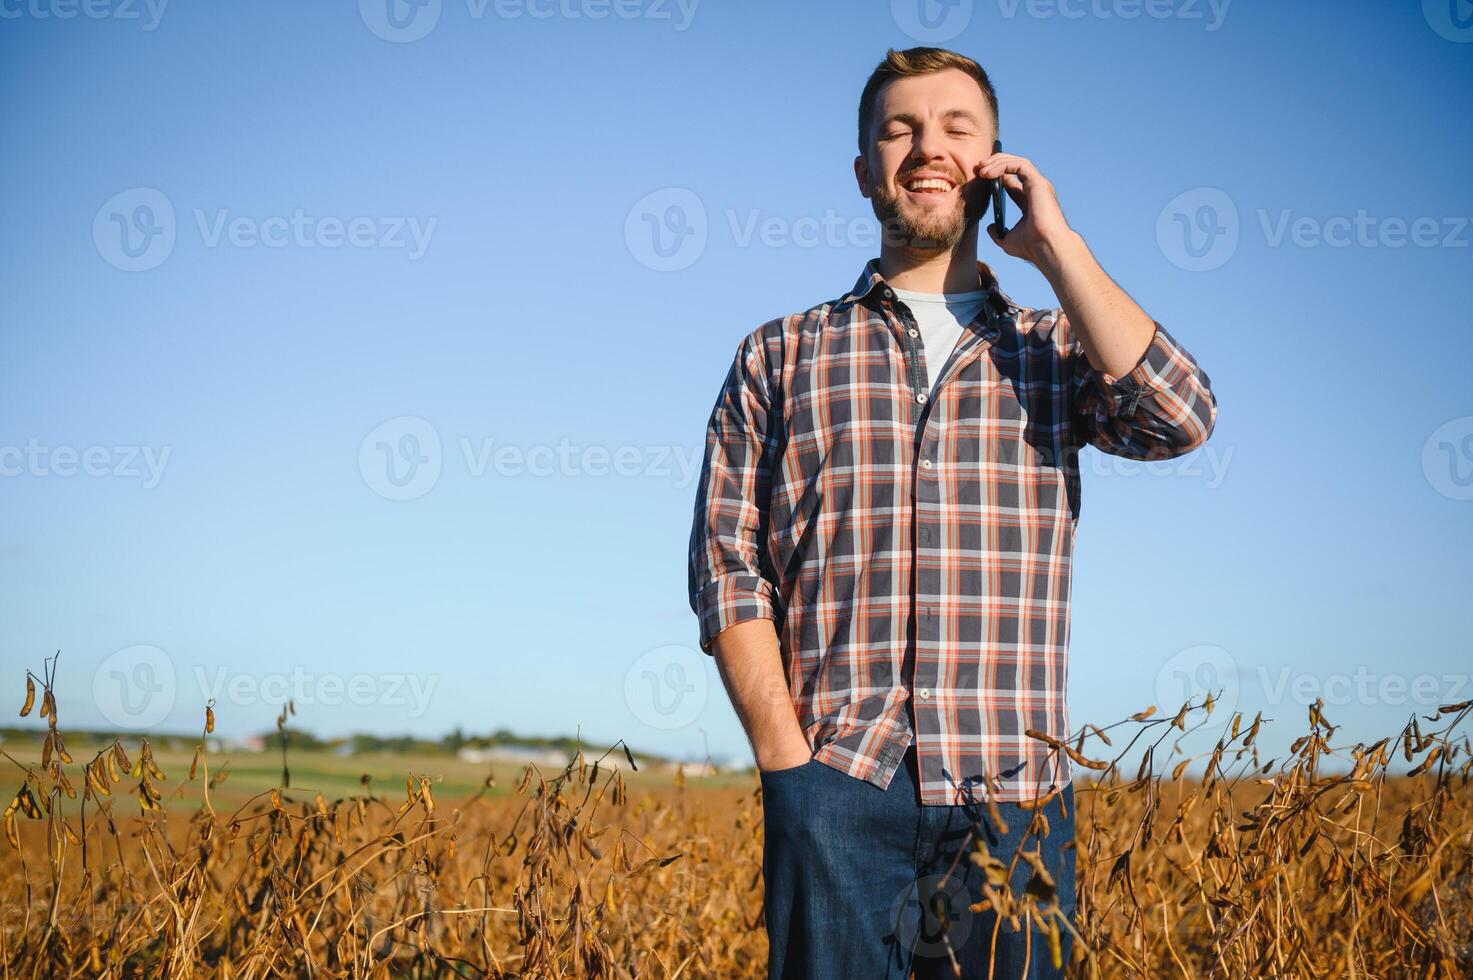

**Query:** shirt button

left=907, top=328, right=919, bottom=338
left=921, top=458, right=933, bottom=469
left=915, top=392, right=927, bottom=404
left=918, top=688, right=931, bottom=701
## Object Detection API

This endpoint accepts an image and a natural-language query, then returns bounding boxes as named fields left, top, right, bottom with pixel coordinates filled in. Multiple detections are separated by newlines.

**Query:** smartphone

left=984, top=138, right=1006, bottom=237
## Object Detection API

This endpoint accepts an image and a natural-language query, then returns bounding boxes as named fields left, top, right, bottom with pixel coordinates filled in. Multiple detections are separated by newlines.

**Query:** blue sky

left=2, top=0, right=1470, bottom=768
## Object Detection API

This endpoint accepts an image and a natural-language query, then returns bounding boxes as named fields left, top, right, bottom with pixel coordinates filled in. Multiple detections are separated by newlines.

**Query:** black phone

left=983, top=138, right=1006, bottom=238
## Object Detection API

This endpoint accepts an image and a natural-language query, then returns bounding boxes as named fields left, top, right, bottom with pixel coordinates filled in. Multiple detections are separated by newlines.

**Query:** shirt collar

left=837, top=256, right=1021, bottom=321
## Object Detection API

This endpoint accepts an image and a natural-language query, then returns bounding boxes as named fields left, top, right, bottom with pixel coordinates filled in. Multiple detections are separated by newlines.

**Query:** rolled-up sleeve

left=1068, top=316, right=1217, bottom=460
left=687, top=330, right=783, bottom=654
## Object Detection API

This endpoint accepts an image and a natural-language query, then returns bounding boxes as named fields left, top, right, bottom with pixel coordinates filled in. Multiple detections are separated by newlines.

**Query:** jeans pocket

left=758, top=756, right=817, bottom=782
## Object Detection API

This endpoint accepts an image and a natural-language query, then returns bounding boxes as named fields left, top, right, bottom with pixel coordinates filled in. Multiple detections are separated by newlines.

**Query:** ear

left=853, top=155, right=873, bottom=199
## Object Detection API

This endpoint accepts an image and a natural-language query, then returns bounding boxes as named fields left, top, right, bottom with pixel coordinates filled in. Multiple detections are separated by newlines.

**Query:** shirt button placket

left=880, top=283, right=933, bottom=781
left=885, top=290, right=927, bottom=405
left=914, top=421, right=942, bottom=794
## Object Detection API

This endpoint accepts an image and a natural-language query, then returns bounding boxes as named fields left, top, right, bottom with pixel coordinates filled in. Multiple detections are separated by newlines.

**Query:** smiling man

left=687, top=47, right=1216, bottom=979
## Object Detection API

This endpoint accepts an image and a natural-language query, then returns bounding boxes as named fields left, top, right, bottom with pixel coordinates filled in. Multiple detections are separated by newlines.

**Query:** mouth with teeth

left=899, top=173, right=959, bottom=201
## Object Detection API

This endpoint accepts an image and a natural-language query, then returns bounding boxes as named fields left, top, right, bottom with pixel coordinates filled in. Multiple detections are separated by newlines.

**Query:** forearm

left=1035, top=230, right=1157, bottom=379
left=710, top=618, right=810, bottom=770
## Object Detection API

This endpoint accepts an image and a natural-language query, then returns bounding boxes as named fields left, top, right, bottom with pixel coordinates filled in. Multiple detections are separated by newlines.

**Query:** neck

left=877, top=223, right=989, bottom=294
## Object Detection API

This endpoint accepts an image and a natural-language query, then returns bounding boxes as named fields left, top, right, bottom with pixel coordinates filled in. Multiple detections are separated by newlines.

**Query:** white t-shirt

left=890, top=286, right=991, bottom=393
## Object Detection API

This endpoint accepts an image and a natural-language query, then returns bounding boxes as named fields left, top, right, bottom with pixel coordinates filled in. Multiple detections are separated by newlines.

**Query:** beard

left=869, top=176, right=987, bottom=251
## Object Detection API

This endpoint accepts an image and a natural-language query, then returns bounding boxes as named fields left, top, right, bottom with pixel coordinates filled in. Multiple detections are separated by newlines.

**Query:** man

left=687, top=47, right=1216, bottom=979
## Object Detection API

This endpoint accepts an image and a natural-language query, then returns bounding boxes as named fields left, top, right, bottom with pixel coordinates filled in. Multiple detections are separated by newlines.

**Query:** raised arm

left=977, top=152, right=1218, bottom=460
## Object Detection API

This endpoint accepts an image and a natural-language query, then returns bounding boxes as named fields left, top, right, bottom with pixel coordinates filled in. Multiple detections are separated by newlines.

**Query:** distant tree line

left=0, top=724, right=670, bottom=764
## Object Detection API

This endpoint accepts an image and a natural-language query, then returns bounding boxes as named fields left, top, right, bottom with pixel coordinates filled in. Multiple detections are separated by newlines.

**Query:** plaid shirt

left=687, top=258, right=1216, bottom=804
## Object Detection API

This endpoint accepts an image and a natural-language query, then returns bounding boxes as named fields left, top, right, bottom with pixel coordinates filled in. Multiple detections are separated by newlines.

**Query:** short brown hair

left=857, top=47, right=998, bottom=155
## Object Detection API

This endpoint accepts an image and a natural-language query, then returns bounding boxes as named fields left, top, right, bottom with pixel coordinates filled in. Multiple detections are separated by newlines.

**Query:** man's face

left=856, top=68, right=996, bottom=252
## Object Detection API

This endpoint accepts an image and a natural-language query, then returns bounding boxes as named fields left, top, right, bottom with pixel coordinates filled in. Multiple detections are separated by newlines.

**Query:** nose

left=909, top=124, right=949, bottom=166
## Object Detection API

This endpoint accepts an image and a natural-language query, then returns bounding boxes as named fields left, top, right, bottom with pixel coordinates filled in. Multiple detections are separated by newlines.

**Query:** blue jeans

left=760, top=745, right=1076, bottom=979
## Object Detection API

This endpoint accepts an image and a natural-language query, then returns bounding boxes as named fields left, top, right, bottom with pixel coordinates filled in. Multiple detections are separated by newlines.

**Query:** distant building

left=662, top=760, right=722, bottom=777
left=219, top=735, right=267, bottom=753
left=457, top=745, right=571, bottom=768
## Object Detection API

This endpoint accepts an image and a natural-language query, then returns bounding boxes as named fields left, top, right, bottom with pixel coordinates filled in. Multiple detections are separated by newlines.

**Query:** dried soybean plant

left=2, top=651, right=1469, bottom=978
left=915, top=692, right=1473, bottom=979
left=0, top=655, right=765, bottom=977
left=1063, top=694, right=1473, bottom=978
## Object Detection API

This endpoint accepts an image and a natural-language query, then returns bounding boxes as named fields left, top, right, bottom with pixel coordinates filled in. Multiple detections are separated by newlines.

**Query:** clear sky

left=2, top=0, right=1470, bottom=768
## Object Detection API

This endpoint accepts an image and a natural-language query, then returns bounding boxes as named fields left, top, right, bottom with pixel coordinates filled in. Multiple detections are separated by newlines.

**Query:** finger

left=973, top=153, right=1009, bottom=177
left=976, top=154, right=1032, bottom=178
left=1000, top=172, right=1028, bottom=209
